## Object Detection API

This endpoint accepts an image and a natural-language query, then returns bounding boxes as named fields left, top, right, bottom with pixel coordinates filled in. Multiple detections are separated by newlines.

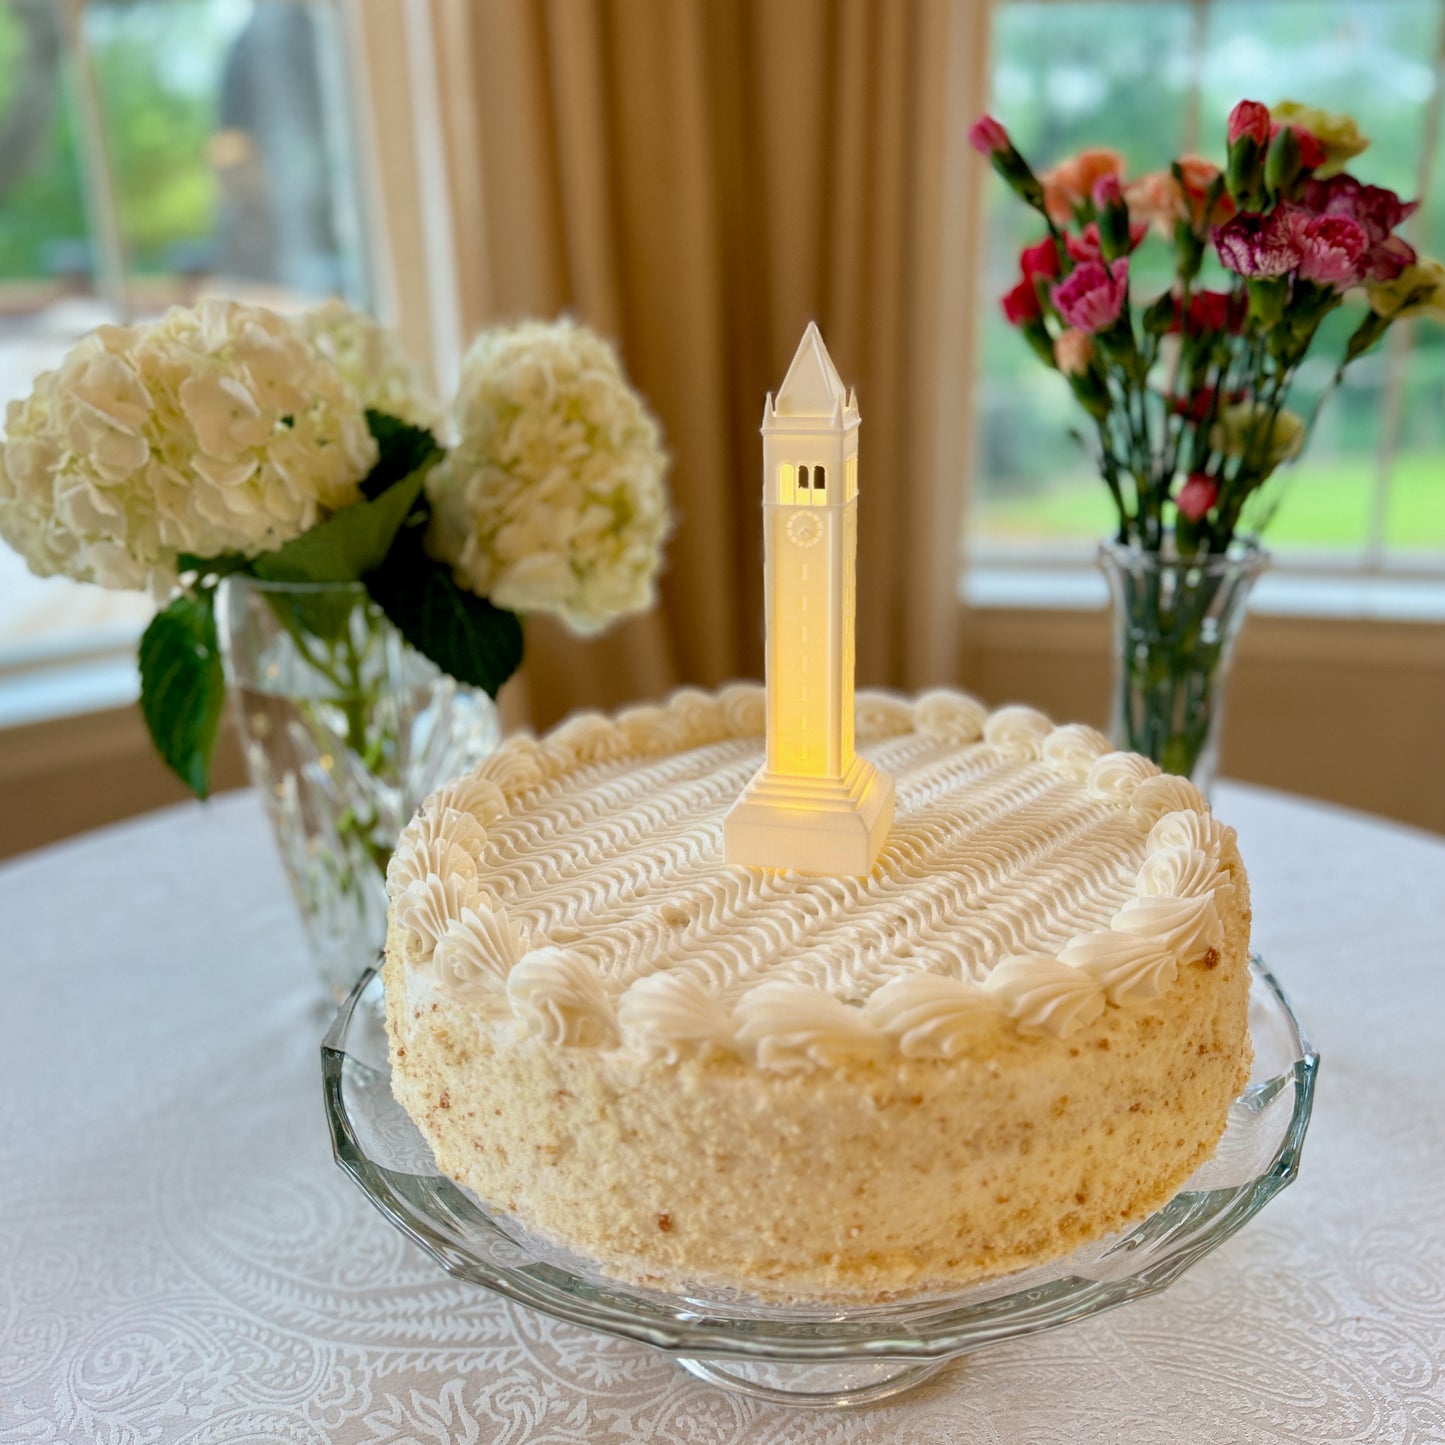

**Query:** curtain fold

left=431, top=0, right=984, bottom=727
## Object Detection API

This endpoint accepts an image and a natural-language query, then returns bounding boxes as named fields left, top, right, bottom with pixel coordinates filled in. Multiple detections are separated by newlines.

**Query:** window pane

left=0, top=0, right=372, bottom=671
left=972, top=0, right=1445, bottom=568
left=85, top=0, right=369, bottom=303
left=1387, top=330, right=1445, bottom=554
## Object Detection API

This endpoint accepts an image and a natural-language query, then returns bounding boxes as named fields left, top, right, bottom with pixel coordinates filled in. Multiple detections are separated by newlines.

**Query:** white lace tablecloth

left=2, top=784, right=1443, bottom=1443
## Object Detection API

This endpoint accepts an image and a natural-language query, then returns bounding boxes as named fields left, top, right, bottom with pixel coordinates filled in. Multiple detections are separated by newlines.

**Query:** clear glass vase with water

left=219, top=576, right=500, bottom=999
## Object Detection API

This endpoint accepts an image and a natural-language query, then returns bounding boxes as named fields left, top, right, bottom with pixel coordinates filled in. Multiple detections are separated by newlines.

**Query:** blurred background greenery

left=0, top=0, right=362, bottom=305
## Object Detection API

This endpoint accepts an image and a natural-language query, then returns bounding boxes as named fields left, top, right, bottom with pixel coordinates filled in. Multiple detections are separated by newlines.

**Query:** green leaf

left=138, top=591, right=227, bottom=799
left=1342, top=309, right=1392, bottom=367
left=367, top=531, right=524, bottom=697
left=259, top=585, right=360, bottom=650
left=252, top=466, right=428, bottom=585
left=248, top=411, right=441, bottom=586
left=177, top=552, right=249, bottom=580
left=362, top=411, right=442, bottom=501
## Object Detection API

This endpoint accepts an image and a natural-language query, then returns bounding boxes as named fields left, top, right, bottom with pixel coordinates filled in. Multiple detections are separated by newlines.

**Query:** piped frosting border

left=385, top=685, right=1239, bottom=1071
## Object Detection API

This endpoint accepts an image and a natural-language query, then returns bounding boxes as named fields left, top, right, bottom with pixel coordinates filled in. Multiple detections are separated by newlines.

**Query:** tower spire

left=724, top=323, right=894, bottom=876
left=774, top=321, right=848, bottom=417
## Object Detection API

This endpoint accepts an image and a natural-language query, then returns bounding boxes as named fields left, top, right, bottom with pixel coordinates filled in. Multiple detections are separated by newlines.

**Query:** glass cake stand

left=321, top=957, right=1317, bottom=1408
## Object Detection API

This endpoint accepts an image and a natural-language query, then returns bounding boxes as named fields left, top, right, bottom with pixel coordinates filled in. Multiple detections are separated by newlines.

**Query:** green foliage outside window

left=0, top=3, right=227, bottom=282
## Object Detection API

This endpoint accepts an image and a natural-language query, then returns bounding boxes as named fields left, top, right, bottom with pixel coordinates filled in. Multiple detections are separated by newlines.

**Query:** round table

left=2, top=785, right=1442, bottom=1443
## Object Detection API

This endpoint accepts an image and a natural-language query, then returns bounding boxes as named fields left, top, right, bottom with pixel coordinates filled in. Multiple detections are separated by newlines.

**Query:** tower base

left=723, top=754, right=895, bottom=877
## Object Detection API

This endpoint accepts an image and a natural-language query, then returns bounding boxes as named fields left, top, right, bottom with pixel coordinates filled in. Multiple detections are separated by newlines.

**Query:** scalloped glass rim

left=322, top=955, right=1316, bottom=1364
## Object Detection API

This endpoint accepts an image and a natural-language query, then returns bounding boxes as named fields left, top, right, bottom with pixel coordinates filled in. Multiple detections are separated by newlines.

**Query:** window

left=971, top=0, right=1445, bottom=589
left=0, top=0, right=373, bottom=719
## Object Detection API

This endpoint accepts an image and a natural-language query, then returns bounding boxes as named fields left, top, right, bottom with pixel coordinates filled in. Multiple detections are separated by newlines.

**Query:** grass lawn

left=976, top=452, right=1445, bottom=551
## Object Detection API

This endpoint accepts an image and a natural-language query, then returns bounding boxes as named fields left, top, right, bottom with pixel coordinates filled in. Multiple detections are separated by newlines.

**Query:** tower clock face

left=786, top=511, right=824, bottom=548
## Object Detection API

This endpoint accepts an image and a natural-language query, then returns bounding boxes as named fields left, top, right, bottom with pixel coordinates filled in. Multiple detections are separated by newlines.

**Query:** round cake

left=382, top=685, right=1252, bottom=1302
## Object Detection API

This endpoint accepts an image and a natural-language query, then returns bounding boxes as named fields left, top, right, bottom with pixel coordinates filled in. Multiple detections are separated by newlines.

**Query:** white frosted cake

left=382, top=685, right=1252, bottom=1302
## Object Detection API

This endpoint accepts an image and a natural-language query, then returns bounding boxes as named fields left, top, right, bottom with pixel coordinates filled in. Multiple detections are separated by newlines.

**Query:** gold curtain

left=425, top=0, right=988, bottom=728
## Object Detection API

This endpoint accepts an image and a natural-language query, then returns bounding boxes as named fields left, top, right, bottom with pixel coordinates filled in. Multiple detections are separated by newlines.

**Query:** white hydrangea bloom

left=0, top=300, right=377, bottom=592
left=426, top=318, right=670, bottom=634
left=296, top=299, right=445, bottom=436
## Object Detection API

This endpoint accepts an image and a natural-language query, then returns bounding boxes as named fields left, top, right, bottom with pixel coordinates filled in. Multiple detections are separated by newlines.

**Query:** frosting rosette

left=426, top=318, right=671, bottom=634
left=0, top=301, right=376, bottom=592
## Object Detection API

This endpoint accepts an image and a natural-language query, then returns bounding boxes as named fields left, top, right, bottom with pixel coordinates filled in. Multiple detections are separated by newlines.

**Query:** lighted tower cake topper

left=724, top=322, right=895, bottom=876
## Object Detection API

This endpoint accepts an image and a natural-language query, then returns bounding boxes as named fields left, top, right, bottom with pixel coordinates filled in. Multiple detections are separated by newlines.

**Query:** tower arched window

left=814, top=465, right=826, bottom=491
left=798, top=465, right=811, bottom=491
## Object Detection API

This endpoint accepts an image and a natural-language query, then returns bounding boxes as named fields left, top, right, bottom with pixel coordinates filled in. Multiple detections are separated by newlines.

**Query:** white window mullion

left=1180, top=0, right=1211, bottom=155
left=1366, top=5, right=1445, bottom=570
left=58, top=0, right=130, bottom=322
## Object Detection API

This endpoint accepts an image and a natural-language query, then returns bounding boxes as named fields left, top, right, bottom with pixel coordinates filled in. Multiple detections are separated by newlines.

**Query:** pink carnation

left=1228, top=100, right=1271, bottom=147
left=1299, top=175, right=1418, bottom=246
left=1213, top=209, right=1302, bottom=277
left=1297, top=213, right=1369, bottom=285
left=1092, top=172, right=1125, bottom=210
left=1051, top=258, right=1130, bottom=333
left=969, top=115, right=1011, bottom=157
left=1301, top=175, right=1420, bottom=282
left=1176, top=473, right=1219, bottom=522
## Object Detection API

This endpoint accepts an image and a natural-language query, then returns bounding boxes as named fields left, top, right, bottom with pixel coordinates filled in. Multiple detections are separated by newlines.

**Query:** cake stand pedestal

left=676, top=1357, right=944, bottom=1406
left=322, top=958, right=1316, bottom=1409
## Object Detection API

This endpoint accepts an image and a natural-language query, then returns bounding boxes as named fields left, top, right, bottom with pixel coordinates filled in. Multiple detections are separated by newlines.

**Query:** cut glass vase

left=218, top=575, right=500, bottom=1000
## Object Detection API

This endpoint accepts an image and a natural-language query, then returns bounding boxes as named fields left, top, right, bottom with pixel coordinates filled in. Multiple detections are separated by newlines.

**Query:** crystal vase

left=1098, top=539, right=1268, bottom=794
left=218, top=576, right=501, bottom=1000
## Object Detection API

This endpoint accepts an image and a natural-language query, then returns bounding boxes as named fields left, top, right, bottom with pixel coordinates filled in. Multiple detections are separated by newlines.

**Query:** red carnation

left=1272, top=122, right=1326, bottom=172
left=1176, top=473, right=1219, bottom=522
left=1186, top=289, right=1245, bottom=334
left=1228, top=100, right=1271, bottom=147
left=1019, top=237, right=1061, bottom=281
left=1361, top=234, right=1416, bottom=282
left=1168, top=386, right=1244, bottom=424
left=1001, top=276, right=1043, bottom=325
